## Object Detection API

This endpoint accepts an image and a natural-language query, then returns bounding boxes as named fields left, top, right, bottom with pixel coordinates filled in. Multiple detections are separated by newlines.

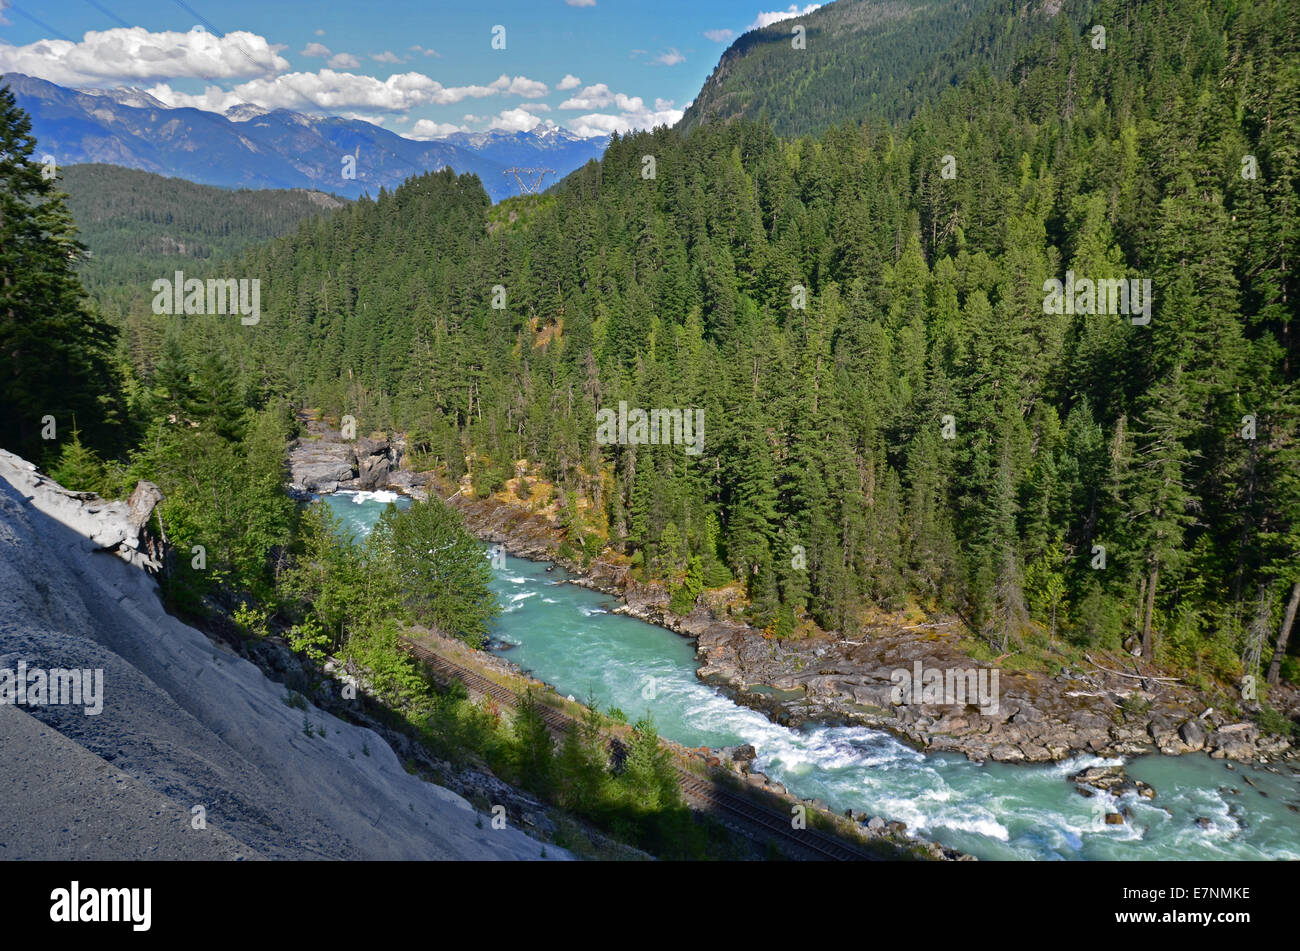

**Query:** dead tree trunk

left=1266, top=580, right=1300, bottom=686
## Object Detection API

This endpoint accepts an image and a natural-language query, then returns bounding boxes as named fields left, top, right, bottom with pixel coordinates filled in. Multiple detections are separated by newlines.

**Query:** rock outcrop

left=0, top=450, right=162, bottom=571
left=288, top=439, right=355, bottom=493
left=353, top=436, right=399, bottom=490
left=287, top=423, right=403, bottom=495
left=0, top=448, right=566, bottom=861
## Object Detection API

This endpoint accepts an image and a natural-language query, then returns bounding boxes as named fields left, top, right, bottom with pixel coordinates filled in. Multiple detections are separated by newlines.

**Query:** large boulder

left=1207, top=723, right=1260, bottom=760
left=0, top=451, right=162, bottom=570
left=1070, top=763, right=1158, bottom=801
left=357, top=454, right=392, bottom=490
left=387, top=469, right=429, bottom=492
left=351, top=436, right=403, bottom=490
left=289, top=441, right=355, bottom=491
left=1178, top=718, right=1207, bottom=751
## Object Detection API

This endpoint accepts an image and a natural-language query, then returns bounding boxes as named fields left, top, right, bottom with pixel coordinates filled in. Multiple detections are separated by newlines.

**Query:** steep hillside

left=59, top=164, right=345, bottom=307
left=680, top=0, right=1058, bottom=137
left=0, top=449, right=566, bottom=861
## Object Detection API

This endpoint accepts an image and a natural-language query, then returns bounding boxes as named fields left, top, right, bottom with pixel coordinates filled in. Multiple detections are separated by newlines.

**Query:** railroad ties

left=398, top=638, right=877, bottom=861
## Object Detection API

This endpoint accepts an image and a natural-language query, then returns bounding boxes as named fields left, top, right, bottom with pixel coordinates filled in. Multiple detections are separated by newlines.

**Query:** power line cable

left=6, top=3, right=76, bottom=42
left=82, top=0, right=131, bottom=29
left=166, top=0, right=266, bottom=74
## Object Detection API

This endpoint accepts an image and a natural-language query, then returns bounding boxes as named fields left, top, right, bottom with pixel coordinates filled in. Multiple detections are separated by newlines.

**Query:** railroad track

left=399, top=637, right=876, bottom=861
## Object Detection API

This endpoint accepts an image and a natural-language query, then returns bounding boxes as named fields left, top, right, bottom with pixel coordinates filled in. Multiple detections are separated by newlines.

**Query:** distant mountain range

left=3, top=73, right=608, bottom=202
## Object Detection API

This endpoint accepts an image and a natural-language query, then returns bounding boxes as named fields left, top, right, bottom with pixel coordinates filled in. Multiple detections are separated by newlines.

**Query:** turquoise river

left=323, top=490, right=1300, bottom=860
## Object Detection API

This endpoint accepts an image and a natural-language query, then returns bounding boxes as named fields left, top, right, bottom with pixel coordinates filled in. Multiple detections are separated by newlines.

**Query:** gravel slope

left=0, top=449, right=567, bottom=861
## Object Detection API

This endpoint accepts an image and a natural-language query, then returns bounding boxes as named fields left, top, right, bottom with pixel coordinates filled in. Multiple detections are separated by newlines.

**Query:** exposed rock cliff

left=0, top=448, right=566, bottom=860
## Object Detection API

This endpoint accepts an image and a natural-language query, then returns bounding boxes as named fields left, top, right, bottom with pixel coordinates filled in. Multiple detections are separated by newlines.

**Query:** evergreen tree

left=0, top=84, right=124, bottom=460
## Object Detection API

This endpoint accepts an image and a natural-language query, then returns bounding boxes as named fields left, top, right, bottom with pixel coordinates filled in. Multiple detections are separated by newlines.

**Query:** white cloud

left=408, top=118, right=466, bottom=139
left=750, top=4, right=821, bottom=30
left=559, top=83, right=645, bottom=112
left=489, top=107, right=542, bottom=133
left=652, top=48, right=685, bottom=66
left=654, top=98, right=674, bottom=111
left=409, top=45, right=440, bottom=57
left=566, top=101, right=683, bottom=138
left=565, top=0, right=597, bottom=6
left=314, top=28, right=325, bottom=37
left=327, top=52, right=360, bottom=69
left=704, top=28, right=735, bottom=42
left=221, top=69, right=501, bottom=112
left=518, top=102, right=551, bottom=113
left=0, top=26, right=288, bottom=85
left=129, top=69, right=521, bottom=116
left=371, top=51, right=402, bottom=64
left=145, top=82, right=247, bottom=113
left=488, top=74, right=548, bottom=98
left=557, top=73, right=581, bottom=91
left=301, top=42, right=330, bottom=57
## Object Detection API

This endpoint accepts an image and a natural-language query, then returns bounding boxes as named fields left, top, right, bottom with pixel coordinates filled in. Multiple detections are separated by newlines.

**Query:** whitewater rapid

left=328, top=492, right=1300, bottom=860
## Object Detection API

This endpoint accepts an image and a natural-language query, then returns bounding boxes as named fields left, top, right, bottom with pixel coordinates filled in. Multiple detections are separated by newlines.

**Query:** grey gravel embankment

left=0, top=448, right=567, bottom=861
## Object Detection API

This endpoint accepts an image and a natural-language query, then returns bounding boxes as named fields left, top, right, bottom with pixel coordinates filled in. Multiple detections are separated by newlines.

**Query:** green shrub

left=1258, top=705, right=1295, bottom=738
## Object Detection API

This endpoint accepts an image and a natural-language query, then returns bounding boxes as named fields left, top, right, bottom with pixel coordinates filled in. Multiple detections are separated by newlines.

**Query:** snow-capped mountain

left=437, top=122, right=609, bottom=173
left=3, top=73, right=608, bottom=201
left=73, top=85, right=172, bottom=110
left=223, top=103, right=272, bottom=123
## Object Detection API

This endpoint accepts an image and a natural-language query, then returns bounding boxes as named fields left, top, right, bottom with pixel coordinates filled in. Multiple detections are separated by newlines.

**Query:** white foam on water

left=928, top=813, right=1012, bottom=841
left=348, top=489, right=400, bottom=505
left=338, top=493, right=1300, bottom=861
left=1050, top=752, right=1124, bottom=776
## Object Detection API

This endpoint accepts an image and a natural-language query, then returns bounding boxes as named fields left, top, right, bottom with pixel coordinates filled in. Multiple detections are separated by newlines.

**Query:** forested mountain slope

left=42, top=0, right=1300, bottom=690
left=60, top=164, right=345, bottom=315
left=680, top=0, right=1054, bottom=137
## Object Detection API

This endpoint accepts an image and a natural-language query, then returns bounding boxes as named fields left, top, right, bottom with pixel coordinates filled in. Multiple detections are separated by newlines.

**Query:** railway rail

left=399, top=637, right=879, bottom=861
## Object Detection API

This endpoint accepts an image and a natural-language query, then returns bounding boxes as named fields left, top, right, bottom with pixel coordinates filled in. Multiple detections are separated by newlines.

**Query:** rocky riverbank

left=288, top=422, right=1299, bottom=769
left=446, top=488, right=1297, bottom=767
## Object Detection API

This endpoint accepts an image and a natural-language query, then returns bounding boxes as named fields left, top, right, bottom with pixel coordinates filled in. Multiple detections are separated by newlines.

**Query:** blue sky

left=0, top=1, right=822, bottom=137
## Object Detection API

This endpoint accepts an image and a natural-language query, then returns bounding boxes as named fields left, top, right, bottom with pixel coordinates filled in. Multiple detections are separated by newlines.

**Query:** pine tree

left=511, top=688, right=555, bottom=795
left=0, top=84, right=124, bottom=460
left=1124, top=366, right=1199, bottom=660
left=47, top=424, right=106, bottom=495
